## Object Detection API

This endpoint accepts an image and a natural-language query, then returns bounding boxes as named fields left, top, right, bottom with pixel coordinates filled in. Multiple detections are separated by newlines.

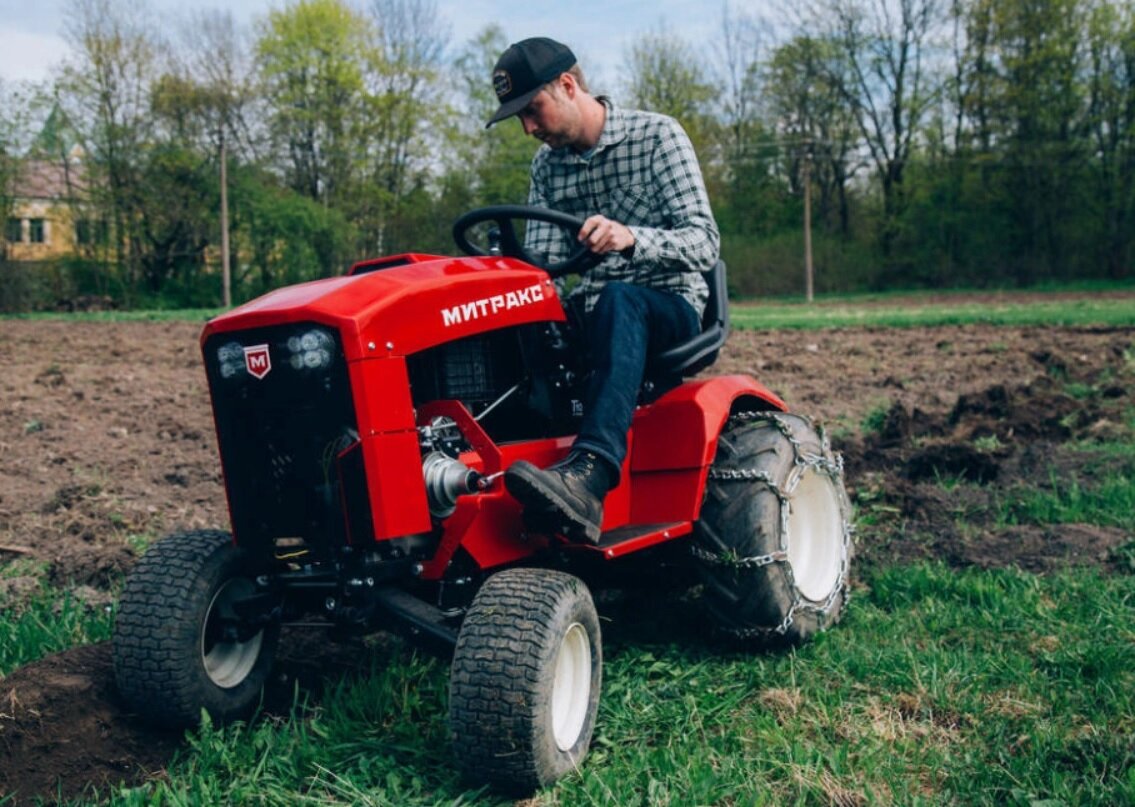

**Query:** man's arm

left=523, top=160, right=573, bottom=267
left=623, top=119, right=719, bottom=275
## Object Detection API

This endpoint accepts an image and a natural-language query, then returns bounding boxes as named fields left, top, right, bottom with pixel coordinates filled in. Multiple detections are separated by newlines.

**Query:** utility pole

left=802, top=140, right=814, bottom=303
left=219, top=128, right=231, bottom=308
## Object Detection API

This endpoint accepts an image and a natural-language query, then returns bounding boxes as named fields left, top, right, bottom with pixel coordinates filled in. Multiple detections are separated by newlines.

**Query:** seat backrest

left=647, top=259, right=730, bottom=379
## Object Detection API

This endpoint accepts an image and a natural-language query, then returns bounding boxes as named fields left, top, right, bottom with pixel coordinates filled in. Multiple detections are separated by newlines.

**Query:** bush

left=0, top=259, right=124, bottom=313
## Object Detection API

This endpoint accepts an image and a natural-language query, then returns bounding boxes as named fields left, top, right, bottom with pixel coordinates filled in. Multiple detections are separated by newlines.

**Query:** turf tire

left=449, top=568, right=601, bottom=795
left=695, top=412, right=852, bottom=646
left=113, top=529, right=279, bottom=727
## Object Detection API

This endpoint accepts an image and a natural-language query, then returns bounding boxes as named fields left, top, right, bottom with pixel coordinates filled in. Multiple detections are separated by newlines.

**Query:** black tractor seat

left=646, top=258, right=730, bottom=381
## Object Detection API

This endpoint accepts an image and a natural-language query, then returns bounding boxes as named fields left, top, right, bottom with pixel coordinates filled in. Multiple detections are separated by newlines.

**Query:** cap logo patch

left=493, top=70, right=512, bottom=99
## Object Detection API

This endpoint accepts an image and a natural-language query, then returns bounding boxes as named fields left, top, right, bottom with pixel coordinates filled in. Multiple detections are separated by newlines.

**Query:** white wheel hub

left=202, top=578, right=264, bottom=689
left=786, top=466, right=845, bottom=602
left=551, top=622, right=592, bottom=751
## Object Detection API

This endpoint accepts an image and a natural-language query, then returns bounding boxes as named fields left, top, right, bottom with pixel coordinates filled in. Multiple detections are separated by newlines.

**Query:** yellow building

left=3, top=153, right=92, bottom=262
left=3, top=103, right=96, bottom=263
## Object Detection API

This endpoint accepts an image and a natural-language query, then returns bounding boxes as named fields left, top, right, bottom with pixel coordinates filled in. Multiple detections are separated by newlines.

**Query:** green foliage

left=0, top=588, right=114, bottom=676
left=59, top=562, right=1135, bottom=805
left=623, top=28, right=719, bottom=154
left=3, top=0, right=1133, bottom=312
left=257, top=0, right=370, bottom=208
left=996, top=471, right=1135, bottom=531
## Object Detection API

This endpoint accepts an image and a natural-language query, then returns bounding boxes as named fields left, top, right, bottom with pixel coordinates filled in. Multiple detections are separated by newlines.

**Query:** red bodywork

left=202, top=253, right=786, bottom=574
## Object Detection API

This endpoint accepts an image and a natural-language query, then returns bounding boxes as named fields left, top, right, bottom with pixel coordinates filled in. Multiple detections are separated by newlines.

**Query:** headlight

left=217, top=341, right=245, bottom=378
left=213, top=327, right=337, bottom=382
left=287, top=328, right=335, bottom=371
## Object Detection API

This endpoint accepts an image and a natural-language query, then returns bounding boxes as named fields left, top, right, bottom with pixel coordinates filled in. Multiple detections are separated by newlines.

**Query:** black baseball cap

left=486, top=37, right=577, bottom=127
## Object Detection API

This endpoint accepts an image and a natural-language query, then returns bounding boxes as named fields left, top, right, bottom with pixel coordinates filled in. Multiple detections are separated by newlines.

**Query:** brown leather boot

left=504, top=451, right=614, bottom=545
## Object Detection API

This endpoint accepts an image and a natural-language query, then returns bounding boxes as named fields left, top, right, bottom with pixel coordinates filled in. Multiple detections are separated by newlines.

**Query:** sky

left=0, top=0, right=780, bottom=90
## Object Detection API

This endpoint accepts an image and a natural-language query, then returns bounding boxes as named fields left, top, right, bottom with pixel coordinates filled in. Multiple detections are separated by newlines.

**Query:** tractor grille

left=203, top=323, right=365, bottom=557
left=407, top=330, right=519, bottom=406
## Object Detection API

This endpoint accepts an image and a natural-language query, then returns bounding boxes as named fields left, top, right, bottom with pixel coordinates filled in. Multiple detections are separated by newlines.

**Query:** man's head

left=486, top=37, right=578, bottom=128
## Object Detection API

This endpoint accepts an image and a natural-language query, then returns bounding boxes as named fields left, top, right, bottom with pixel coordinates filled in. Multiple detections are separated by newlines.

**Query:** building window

left=76, top=218, right=107, bottom=246
left=28, top=219, right=46, bottom=244
left=4, top=218, right=21, bottom=243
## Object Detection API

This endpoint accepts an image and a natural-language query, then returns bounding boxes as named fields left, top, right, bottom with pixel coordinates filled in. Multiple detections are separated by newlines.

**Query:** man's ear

left=557, top=71, right=578, bottom=99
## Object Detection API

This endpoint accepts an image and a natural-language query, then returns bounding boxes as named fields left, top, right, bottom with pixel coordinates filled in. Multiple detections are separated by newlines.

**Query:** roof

left=10, top=159, right=87, bottom=201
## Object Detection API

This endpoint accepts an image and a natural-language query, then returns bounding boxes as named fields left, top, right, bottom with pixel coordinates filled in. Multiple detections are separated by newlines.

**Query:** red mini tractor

left=113, top=207, right=853, bottom=794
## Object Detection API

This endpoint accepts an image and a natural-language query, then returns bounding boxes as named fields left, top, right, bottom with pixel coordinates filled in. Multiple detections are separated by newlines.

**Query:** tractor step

left=581, top=522, right=693, bottom=560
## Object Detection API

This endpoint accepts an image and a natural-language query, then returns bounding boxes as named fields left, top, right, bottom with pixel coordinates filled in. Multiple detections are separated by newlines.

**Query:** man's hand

left=578, top=215, right=635, bottom=255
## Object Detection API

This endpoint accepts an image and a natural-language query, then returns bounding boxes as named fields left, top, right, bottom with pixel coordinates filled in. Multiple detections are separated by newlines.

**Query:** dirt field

left=1, top=314, right=1133, bottom=804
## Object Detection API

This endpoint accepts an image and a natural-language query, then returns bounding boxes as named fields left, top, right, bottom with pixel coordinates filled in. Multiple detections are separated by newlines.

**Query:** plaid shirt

left=524, top=99, right=719, bottom=318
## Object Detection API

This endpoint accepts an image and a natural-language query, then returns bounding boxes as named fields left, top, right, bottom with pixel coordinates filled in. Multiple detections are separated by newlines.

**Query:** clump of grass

left=0, top=586, right=114, bottom=675
left=996, top=471, right=1135, bottom=531
left=861, top=404, right=890, bottom=437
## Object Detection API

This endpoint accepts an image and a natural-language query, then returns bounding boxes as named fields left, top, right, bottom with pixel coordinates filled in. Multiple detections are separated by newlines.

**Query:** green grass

left=0, top=308, right=221, bottom=323
left=732, top=294, right=1135, bottom=330
left=68, top=561, right=1134, bottom=806
left=997, top=472, right=1135, bottom=531
left=3, top=285, right=1132, bottom=329
left=0, top=588, right=114, bottom=676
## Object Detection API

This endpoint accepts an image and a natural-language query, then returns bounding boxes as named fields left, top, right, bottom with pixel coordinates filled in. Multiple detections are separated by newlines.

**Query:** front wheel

left=449, top=568, right=602, bottom=795
left=113, top=530, right=280, bottom=727
left=694, top=412, right=853, bottom=646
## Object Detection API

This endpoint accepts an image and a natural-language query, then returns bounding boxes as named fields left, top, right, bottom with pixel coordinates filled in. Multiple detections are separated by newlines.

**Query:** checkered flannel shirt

left=524, top=99, right=719, bottom=318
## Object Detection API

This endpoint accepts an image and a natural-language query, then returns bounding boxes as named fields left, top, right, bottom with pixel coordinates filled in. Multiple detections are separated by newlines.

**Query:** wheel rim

left=786, top=466, right=845, bottom=602
left=551, top=623, right=592, bottom=752
left=201, top=578, right=263, bottom=689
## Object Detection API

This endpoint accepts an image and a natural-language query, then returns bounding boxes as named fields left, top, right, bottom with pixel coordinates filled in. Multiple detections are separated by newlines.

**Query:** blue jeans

left=572, top=282, right=701, bottom=483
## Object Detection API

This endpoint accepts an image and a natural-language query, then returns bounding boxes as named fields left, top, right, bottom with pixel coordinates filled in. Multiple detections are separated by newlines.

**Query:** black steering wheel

left=452, top=205, right=602, bottom=278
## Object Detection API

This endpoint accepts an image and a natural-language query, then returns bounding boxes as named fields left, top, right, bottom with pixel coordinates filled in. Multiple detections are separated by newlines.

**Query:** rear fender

left=628, top=375, right=786, bottom=523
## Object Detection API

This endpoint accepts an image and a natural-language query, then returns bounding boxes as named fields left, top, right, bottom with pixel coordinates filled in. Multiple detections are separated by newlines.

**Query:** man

left=488, top=37, right=720, bottom=545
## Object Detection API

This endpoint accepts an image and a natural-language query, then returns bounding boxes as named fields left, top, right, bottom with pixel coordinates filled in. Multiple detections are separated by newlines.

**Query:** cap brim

left=485, top=86, right=542, bottom=128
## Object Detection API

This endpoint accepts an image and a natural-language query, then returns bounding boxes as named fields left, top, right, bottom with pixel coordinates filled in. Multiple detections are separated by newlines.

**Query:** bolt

left=367, top=342, right=376, bottom=350
left=412, top=563, right=424, bottom=576
left=324, top=597, right=337, bottom=611
left=386, top=341, right=394, bottom=350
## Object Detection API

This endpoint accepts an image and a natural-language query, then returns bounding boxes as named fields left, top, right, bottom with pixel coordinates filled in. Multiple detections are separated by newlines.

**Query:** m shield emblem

left=243, top=344, right=272, bottom=379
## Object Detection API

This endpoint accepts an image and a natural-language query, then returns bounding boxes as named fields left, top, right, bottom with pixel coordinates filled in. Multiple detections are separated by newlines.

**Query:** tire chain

left=697, top=410, right=853, bottom=640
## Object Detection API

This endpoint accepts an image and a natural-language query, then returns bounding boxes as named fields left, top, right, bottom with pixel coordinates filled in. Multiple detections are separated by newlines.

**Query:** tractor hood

left=202, top=253, right=564, bottom=359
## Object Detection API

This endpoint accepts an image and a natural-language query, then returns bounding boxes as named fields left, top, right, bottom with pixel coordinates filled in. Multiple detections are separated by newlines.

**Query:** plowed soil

left=1, top=314, right=1133, bottom=804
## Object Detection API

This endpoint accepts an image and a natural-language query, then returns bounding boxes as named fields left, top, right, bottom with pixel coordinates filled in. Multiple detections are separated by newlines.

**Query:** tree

left=806, top=0, right=944, bottom=272
left=622, top=28, right=720, bottom=155
left=58, top=0, right=162, bottom=297
left=354, top=0, right=450, bottom=255
left=712, top=6, right=784, bottom=237
left=449, top=25, right=534, bottom=207
left=256, top=0, right=370, bottom=214
left=1083, top=0, right=1134, bottom=279
left=0, top=81, right=36, bottom=261
left=765, top=36, right=861, bottom=237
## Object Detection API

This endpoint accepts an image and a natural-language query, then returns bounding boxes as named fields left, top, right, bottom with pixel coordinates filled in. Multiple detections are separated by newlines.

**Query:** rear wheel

left=449, top=568, right=601, bottom=795
left=694, top=412, right=853, bottom=645
left=114, top=530, right=279, bottom=727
